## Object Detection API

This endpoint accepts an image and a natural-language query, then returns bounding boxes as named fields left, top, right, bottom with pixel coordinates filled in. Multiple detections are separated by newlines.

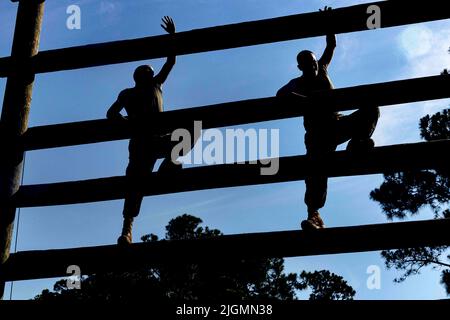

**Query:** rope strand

left=9, top=153, right=26, bottom=300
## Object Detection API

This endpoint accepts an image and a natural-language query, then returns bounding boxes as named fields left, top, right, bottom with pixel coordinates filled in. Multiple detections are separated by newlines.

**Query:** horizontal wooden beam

left=13, top=140, right=450, bottom=208
left=10, top=0, right=44, bottom=3
left=22, top=75, right=450, bottom=152
left=1, top=218, right=449, bottom=282
left=1, top=1, right=449, bottom=76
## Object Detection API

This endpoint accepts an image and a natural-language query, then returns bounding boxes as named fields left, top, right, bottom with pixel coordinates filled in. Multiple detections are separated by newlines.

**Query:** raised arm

left=154, top=16, right=176, bottom=85
left=319, top=33, right=336, bottom=69
left=318, top=6, right=336, bottom=69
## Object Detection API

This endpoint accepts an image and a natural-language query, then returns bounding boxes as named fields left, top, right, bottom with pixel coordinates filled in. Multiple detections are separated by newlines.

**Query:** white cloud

left=335, top=34, right=361, bottom=70
left=373, top=98, right=450, bottom=146
left=399, top=25, right=450, bottom=77
left=399, top=25, right=433, bottom=59
left=373, top=25, right=450, bottom=146
left=373, top=103, right=421, bottom=146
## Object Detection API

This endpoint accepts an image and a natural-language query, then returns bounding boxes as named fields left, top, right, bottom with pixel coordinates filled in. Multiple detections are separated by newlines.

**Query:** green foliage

left=370, top=108, right=450, bottom=220
left=419, top=108, right=450, bottom=141
left=34, top=214, right=354, bottom=301
left=370, top=170, right=449, bottom=220
left=370, top=108, right=450, bottom=294
left=441, top=269, right=450, bottom=295
left=296, top=270, right=355, bottom=300
left=381, top=246, right=450, bottom=283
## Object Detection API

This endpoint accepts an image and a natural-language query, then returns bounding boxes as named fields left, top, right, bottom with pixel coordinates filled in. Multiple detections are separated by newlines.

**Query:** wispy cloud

left=399, top=25, right=450, bottom=78
left=140, top=192, right=237, bottom=221
left=373, top=24, right=450, bottom=146
left=335, top=34, right=362, bottom=71
left=140, top=182, right=303, bottom=225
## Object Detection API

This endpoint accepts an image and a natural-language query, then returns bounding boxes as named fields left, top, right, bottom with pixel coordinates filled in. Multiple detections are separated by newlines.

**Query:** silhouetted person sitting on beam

left=276, top=6, right=380, bottom=231
left=107, top=16, right=185, bottom=245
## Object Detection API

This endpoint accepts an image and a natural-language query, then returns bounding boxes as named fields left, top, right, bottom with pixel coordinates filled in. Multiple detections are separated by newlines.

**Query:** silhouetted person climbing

left=277, top=6, right=380, bottom=231
left=107, top=16, right=185, bottom=245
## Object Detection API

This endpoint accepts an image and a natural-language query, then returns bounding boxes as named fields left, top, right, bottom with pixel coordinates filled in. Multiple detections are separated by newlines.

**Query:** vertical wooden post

left=0, top=0, right=44, bottom=299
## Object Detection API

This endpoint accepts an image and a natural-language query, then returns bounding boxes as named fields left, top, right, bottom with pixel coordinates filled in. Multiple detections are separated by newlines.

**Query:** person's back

left=108, top=63, right=170, bottom=131
left=120, top=85, right=162, bottom=119
left=117, top=85, right=162, bottom=137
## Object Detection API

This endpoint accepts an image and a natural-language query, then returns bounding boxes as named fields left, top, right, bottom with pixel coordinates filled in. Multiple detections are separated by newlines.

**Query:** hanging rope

left=9, top=152, right=26, bottom=300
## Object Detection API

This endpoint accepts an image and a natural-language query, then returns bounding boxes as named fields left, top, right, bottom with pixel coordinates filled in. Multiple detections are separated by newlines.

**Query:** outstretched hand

left=161, top=16, right=175, bottom=34
left=319, top=6, right=336, bottom=46
left=319, top=6, right=332, bottom=12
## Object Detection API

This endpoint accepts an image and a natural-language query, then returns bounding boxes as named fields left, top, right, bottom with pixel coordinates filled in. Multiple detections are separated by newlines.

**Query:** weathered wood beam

left=13, top=140, right=450, bottom=208
left=22, top=75, right=450, bottom=152
left=1, top=218, right=449, bottom=282
left=1, top=1, right=449, bottom=76
left=0, top=0, right=44, bottom=299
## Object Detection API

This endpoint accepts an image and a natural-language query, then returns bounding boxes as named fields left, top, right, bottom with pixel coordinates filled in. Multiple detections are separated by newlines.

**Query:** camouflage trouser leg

left=122, top=123, right=201, bottom=217
left=304, top=106, right=380, bottom=211
left=122, top=138, right=158, bottom=218
left=304, top=173, right=329, bottom=211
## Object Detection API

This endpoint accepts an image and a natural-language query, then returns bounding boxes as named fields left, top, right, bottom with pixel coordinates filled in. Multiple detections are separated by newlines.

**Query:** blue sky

left=1, top=0, right=449, bottom=300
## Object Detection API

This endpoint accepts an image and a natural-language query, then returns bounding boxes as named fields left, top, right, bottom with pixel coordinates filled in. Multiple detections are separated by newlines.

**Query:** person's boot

left=117, top=217, right=134, bottom=245
left=301, top=210, right=325, bottom=231
left=346, top=138, right=375, bottom=153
